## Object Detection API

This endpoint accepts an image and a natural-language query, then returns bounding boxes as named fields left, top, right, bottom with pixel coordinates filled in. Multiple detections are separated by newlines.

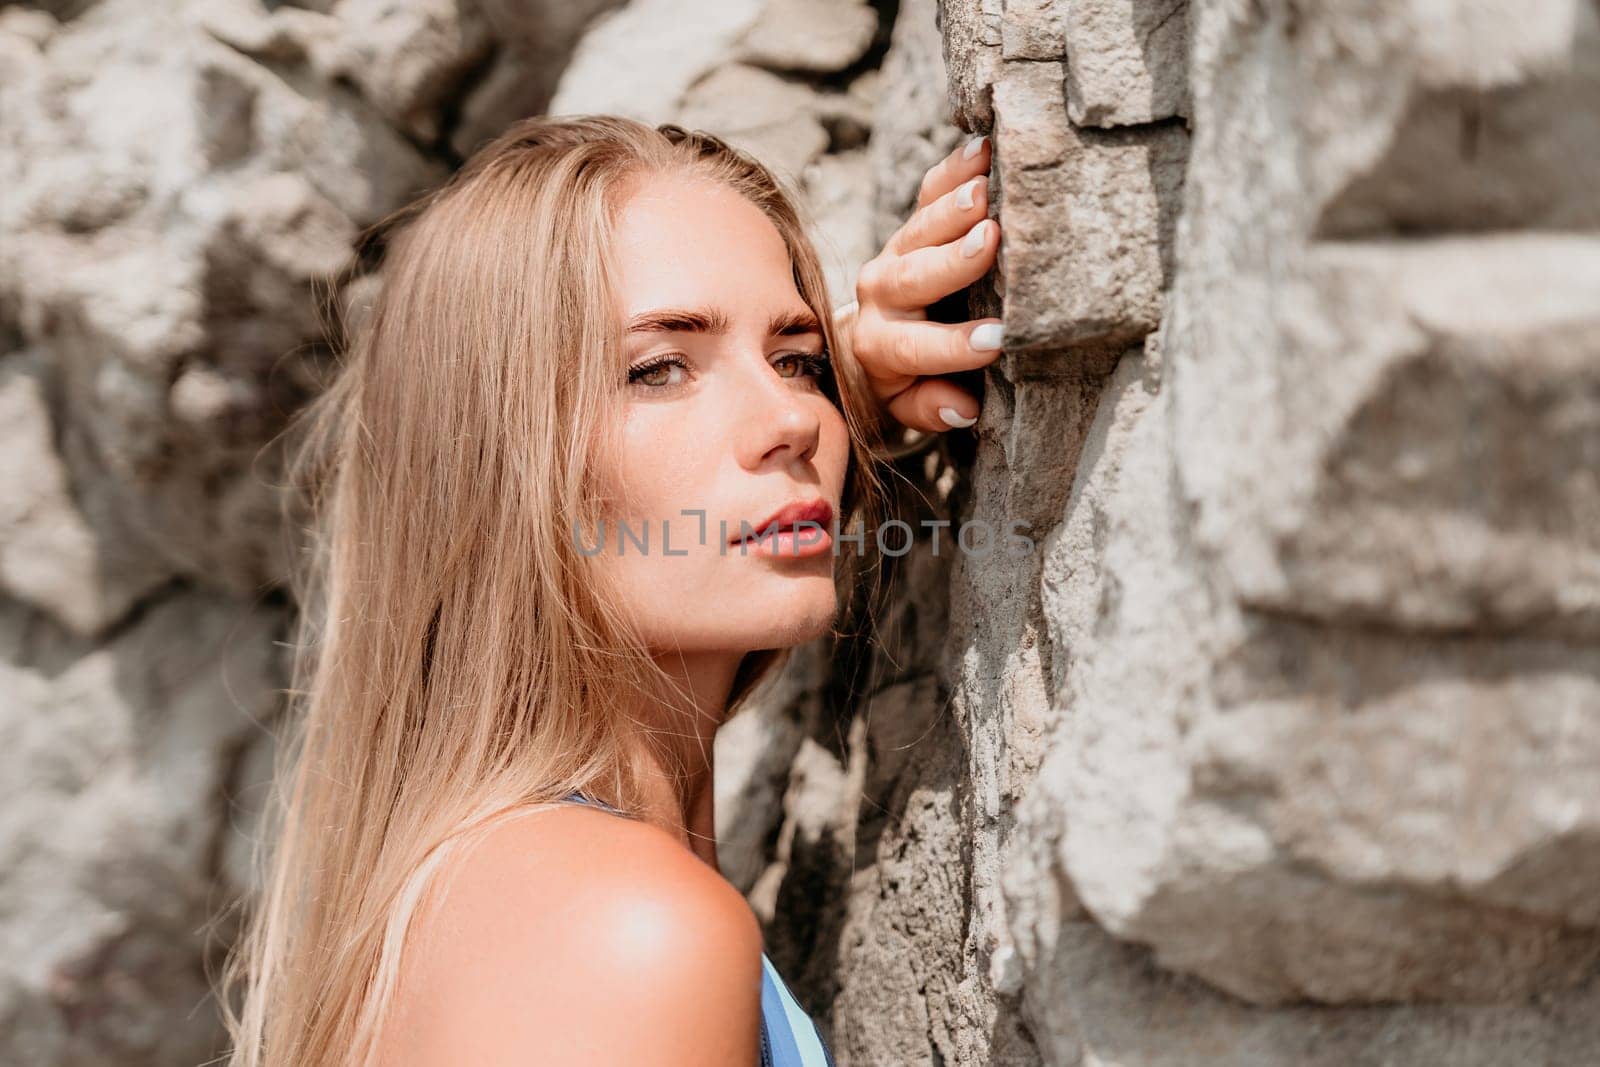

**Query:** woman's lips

left=730, top=524, right=834, bottom=559
left=729, top=497, right=835, bottom=557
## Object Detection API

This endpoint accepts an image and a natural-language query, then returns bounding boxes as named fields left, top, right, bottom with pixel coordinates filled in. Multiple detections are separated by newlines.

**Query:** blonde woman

left=218, top=114, right=1003, bottom=1067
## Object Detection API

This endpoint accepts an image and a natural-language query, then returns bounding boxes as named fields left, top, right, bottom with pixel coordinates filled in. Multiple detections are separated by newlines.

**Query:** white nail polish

left=956, top=178, right=979, bottom=210
left=962, top=134, right=988, bottom=160
left=970, top=323, right=1004, bottom=351
left=940, top=406, right=978, bottom=428
left=961, top=219, right=989, bottom=257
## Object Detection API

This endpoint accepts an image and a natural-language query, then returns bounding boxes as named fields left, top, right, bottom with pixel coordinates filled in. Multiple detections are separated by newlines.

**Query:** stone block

left=1064, top=0, right=1191, bottom=127
left=677, top=63, right=832, bottom=182
left=1026, top=356, right=1600, bottom=1005
left=0, top=0, right=440, bottom=599
left=993, top=60, right=1188, bottom=353
left=0, top=353, right=169, bottom=637
left=327, top=0, right=495, bottom=142
left=1191, top=0, right=1600, bottom=237
left=546, top=0, right=767, bottom=125
left=938, top=0, right=1004, bottom=129
left=1000, top=0, right=1065, bottom=62
left=0, top=592, right=286, bottom=1064
left=1175, top=235, right=1600, bottom=639
left=736, top=0, right=880, bottom=73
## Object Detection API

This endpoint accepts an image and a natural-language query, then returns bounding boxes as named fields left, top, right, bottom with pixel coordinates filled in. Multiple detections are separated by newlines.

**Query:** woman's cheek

left=619, top=410, right=692, bottom=515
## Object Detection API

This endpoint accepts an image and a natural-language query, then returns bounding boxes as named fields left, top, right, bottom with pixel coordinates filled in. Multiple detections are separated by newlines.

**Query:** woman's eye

left=626, top=354, right=689, bottom=389
left=626, top=350, right=831, bottom=391
left=776, top=349, right=832, bottom=381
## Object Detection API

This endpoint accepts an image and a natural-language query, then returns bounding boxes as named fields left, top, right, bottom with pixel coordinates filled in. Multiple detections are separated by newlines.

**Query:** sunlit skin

left=841, top=133, right=1004, bottom=433
left=594, top=138, right=1004, bottom=871
left=386, top=135, right=1003, bottom=1067
left=601, top=172, right=851, bottom=659
left=591, top=171, right=854, bottom=868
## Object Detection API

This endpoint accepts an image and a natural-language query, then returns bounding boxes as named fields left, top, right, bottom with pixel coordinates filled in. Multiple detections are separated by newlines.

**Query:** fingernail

left=940, top=406, right=978, bottom=428
left=961, top=219, right=990, bottom=257
left=962, top=134, right=988, bottom=160
left=970, top=323, right=1004, bottom=351
left=956, top=177, right=980, bottom=210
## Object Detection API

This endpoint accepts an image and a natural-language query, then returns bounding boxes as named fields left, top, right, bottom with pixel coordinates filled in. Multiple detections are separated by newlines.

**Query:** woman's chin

left=746, top=589, right=841, bottom=649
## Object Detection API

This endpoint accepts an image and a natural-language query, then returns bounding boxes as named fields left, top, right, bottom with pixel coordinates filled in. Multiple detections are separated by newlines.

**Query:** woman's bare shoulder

left=378, top=802, right=763, bottom=1066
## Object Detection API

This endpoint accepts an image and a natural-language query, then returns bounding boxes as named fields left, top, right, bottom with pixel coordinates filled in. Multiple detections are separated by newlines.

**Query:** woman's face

left=594, top=171, right=851, bottom=657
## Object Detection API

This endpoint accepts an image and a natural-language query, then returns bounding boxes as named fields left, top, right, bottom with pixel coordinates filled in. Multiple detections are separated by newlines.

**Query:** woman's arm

left=839, top=134, right=1004, bottom=435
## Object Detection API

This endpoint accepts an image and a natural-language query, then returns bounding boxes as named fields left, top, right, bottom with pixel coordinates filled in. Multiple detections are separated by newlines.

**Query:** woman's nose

left=736, top=362, right=821, bottom=469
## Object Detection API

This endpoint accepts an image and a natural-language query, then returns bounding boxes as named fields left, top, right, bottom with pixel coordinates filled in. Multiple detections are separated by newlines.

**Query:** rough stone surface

left=869, top=0, right=963, bottom=246
left=939, top=0, right=1004, bottom=129
left=451, top=0, right=629, bottom=157
left=992, top=0, right=1600, bottom=1060
left=1063, top=0, right=1190, bottom=127
left=1, top=0, right=442, bottom=620
left=0, top=592, right=287, bottom=1066
left=736, top=0, right=880, bottom=74
left=1212, top=236, right=1600, bottom=637
left=7, top=0, right=1600, bottom=1062
left=1287, top=0, right=1600, bottom=238
left=546, top=0, right=769, bottom=125
left=678, top=63, right=834, bottom=184
left=992, top=59, right=1187, bottom=355
left=0, top=351, right=167, bottom=636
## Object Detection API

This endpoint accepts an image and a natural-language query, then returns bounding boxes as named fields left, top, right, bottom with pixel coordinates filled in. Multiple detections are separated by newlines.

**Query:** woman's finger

left=884, top=377, right=984, bottom=435
left=886, top=174, right=989, bottom=258
left=856, top=316, right=1005, bottom=380
left=916, top=134, right=992, bottom=209
left=862, top=217, right=1000, bottom=313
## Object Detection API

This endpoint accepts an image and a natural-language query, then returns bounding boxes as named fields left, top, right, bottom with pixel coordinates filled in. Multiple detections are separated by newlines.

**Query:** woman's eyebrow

left=625, top=305, right=821, bottom=337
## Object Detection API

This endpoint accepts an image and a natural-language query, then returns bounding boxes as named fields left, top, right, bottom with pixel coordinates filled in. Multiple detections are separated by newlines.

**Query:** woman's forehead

left=613, top=172, right=803, bottom=323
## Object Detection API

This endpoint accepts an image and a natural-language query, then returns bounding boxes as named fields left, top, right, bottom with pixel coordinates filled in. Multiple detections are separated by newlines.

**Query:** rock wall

left=761, top=0, right=1600, bottom=1064
left=925, top=0, right=1599, bottom=1064
left=3, top=0, right=1597, bottom=1063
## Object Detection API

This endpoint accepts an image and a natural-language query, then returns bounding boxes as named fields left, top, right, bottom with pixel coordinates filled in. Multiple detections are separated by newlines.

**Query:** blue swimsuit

left=559, top=791, right=837, bottom=1067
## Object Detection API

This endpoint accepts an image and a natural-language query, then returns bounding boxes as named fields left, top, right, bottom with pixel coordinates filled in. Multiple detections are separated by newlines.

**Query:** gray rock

left=1000, top=0, right=1065, bottom=62
left=868, top=0, right=961, bottom=251
left=0, top=591, right=286, bottom=1065
left=547, top=0, right=768, bottom=125
left=1063, top=0, right=1190, bottom=127
left=1187, top=236, right=1600, bottom=638
left=1, top=0, right=442, bottom=605
left=677, top=62, right=833, bottom=183
left=324, top=0, right=495, bottom=143
left=714, top=642, right=821, bottom=894
left=0, top=352, right=168, bottom=637
left=736, top=0, right=880, bottom=74
left=999, top=0, right=1600, bottom=1041
left=993, top=59, right=1188, bottom=354
left=449, top=0, right=628, bottom=158
left=803, top=147, right=881, bottom=307
left=1291, top=0, right=1600, bottom=236
left=939, top=0, right=1004, bottom=130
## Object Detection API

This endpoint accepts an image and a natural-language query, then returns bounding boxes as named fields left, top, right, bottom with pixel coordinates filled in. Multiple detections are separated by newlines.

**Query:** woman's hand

left=837, top=134, right=1003, bottom=435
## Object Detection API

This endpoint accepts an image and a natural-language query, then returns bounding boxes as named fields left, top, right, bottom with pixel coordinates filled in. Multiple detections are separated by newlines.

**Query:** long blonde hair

left=215, top=114, right=890, bottom=1067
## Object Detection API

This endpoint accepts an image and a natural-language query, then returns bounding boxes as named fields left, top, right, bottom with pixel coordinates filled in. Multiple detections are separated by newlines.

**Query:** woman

left=218, top=114, right=1002, bottom=1067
